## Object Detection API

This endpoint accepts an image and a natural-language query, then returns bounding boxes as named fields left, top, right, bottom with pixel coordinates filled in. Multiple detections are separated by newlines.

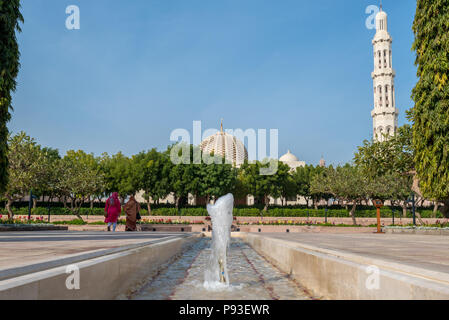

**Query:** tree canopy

left=0, top=1, right=23, bottom=193
left=408, top=0, right=449, bottom=217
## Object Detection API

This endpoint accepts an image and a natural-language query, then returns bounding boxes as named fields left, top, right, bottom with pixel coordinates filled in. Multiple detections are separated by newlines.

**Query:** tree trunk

left=75, top=212, right=83, bottom=221
left=432, top=203, right=439, bottom=218
left=415, top=210, right=425, bottom=225
left=174, top=195, right=178, bottom=209
left=263, top=195, right=269, bottom=212
left=350, top=202, right=357, bottom=225
left=72, top=201, right=84, bottom=222
left=402, top=202, right=408, bottom=218
left=313, top=198, right=318, bottom=210
left=90, top=199, right=94, bottom=210
left=147, top=198, right=152, bottom=215
left=439, top=200, right=449, bottom=219
left=62, top=196, right=69, bottom=209
left=6, top=198, right=14, bottom=219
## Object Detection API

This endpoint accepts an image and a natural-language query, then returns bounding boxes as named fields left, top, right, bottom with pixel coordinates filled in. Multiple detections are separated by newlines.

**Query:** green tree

left=0, top=1, right=23, bottom=193
left=134, top=148, right=171, bottom=213
left=38, top=147, right=61, bottom=206
left=100, top=152, right=137, bottom=203
left=57, top=150, right=105, bottom=220
left=293, top=165, right=330, bottom=209
left=311, top=165, right=367, bottom=225
left=292, top=165, right=314, bottom=207
left=199, top=156, right=237, bottom=203
left=168, top=145, right=202, bottom=208
left=3, top=132, right=45, bottom=218
left=279, top=175, right=297, bottom=206
left=354, top=125, right=413, bottom=178
left=354, top=125, right=414, bottom=216
left=240, top=160, right=291, bottom=212
left=408, top=0, right=449, bottom=217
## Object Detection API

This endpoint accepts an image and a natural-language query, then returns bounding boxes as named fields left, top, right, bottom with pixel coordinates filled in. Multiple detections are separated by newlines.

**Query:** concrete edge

left=384, top=228, right=449, bottom=236
left=241, top=233, right=449, bottom=300
left=249, top=234, right=449, bottom=285
left=0, top=234, right=201, bottom=300
left=0, top=225, right=68, bottom=232
left=0, top=234, right=193, bottom=281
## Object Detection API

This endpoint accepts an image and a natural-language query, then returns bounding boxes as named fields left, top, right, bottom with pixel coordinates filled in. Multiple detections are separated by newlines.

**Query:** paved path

left=260, top=233, right=449, bottom=275
left=0, top=231, right=191, bottom=280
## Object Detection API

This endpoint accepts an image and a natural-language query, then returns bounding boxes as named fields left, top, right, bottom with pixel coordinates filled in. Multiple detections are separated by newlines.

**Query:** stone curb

left=241, top=233, right=449, bottom=299
left=0, top=234, right=201, bottom=300
left=0, top=224, right=68, bottom=232
left=0, top=233, right=193, bottom=281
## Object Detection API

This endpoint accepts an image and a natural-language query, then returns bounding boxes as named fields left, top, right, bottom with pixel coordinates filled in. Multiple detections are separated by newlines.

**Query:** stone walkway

left=0, top=231, right=190, bottom=280
left=260, top=233, right=449, bottom=276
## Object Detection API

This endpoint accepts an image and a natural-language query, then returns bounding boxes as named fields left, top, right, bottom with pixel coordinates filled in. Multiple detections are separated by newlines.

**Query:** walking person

left=104, top=192, right=121, bottom=232
left=124, top=195, right=141, bottom=232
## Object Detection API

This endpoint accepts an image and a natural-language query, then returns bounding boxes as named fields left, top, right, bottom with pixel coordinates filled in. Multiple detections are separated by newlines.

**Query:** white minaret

left=371, top=5, right=399, bottom=142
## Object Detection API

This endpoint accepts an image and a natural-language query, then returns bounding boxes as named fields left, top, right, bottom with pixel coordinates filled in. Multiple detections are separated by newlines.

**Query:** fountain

left=204, top=193, right=234, bottom=288
left=130, top=193, right=310, bottom=300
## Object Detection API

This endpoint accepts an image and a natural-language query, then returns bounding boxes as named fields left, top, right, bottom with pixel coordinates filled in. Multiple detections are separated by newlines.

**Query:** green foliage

left=199, top=157, right=237, bottom=201
left=3, top=132, right=47, bottom=217
left=0, top=205, right=440, bottom=218
left=354, top=126, right=414, bottom=203
left=100, top=152, right=137, bottom=199
left=57, top=150, right=105, bottom=218
left=408, top=0, right=449, bottom=216
left=0, top=0, right=23, bottom=193
left=354, top=125, right=414, bottom=178
left=291, top=165, right=315, bottom=203
left=311, top=165, right=367, bottom=203
left=134, top=148, right=172, bottom=208
left=240, top=160, right=291, bottom=210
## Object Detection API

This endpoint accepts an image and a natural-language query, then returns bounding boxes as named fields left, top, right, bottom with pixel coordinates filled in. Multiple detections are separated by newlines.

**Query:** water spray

left=204, top=193, right=234, bottom=288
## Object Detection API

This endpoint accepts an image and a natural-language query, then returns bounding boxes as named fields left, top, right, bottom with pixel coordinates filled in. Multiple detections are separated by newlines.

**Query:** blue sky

left=11, top=0, right=417, bottom=166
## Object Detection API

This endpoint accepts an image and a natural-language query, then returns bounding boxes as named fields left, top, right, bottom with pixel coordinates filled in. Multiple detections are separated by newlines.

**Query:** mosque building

left=279, top=150, right=306, bottom=172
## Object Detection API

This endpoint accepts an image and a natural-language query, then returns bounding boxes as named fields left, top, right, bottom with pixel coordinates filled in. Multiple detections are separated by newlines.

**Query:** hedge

left=0, top=206, right=441, bottom=218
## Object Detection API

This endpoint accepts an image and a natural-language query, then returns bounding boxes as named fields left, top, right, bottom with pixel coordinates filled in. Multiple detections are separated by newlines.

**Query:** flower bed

left=0, top=216, right=48, bottom=225
left=238, top=219, right=376, bottom=228
left=52, top=218, right=205, bottom=226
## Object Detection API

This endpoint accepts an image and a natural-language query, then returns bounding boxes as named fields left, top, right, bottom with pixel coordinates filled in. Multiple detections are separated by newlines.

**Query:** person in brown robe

left=124, top=196, right=141, bottom=231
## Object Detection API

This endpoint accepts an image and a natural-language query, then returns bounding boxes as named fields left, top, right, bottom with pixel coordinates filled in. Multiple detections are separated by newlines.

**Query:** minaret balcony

left=371, top=69, right=395, bottom=78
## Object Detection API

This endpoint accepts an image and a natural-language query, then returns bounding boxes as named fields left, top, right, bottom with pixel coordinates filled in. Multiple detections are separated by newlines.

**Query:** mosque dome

left=280, top=150, right=299, bottom=162
left=200, top=121, right=248, bottom=166
left=279, top=150, right=306, bottom=171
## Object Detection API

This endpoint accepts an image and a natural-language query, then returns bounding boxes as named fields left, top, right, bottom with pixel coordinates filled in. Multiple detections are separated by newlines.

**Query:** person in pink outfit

left=104, top=192, right=121, bottom=232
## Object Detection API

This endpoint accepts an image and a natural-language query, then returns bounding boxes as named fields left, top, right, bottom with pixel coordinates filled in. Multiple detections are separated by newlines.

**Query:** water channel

left=129, top=238, right=314, bottom=300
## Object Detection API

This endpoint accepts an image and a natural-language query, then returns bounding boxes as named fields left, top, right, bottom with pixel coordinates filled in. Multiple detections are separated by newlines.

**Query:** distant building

left=319, top=157, right=326, bottom=167
left=279, top=150, right=306, bottom=172
left=267, top=150, right=307, bottom=206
